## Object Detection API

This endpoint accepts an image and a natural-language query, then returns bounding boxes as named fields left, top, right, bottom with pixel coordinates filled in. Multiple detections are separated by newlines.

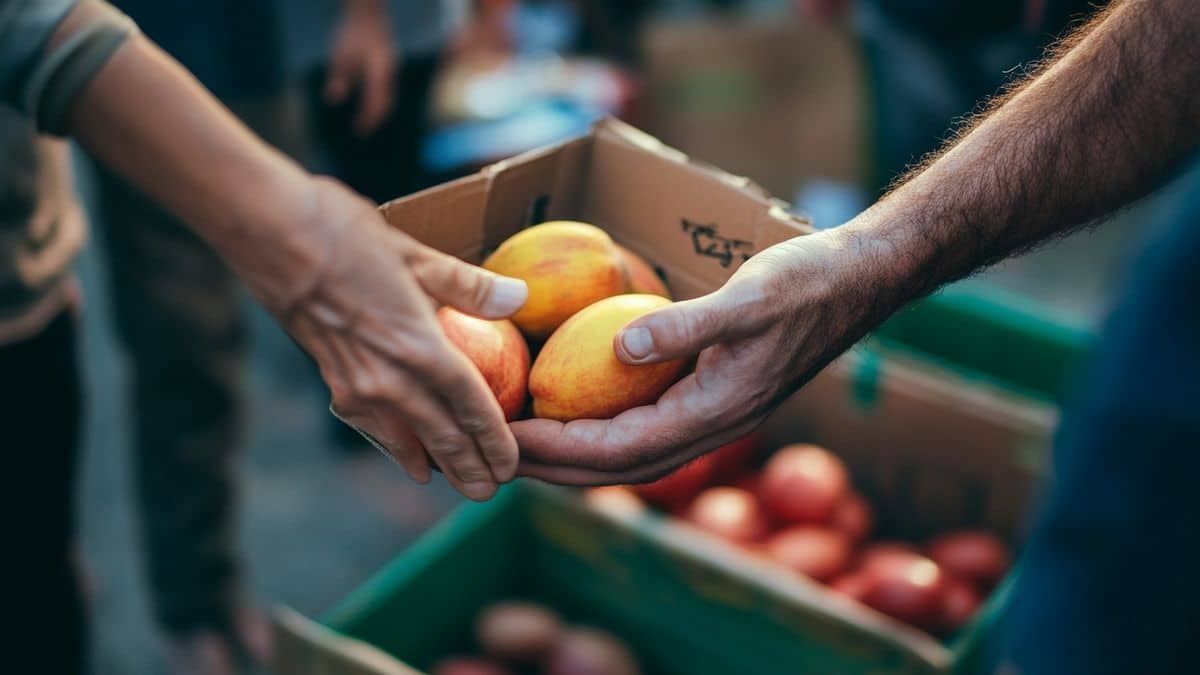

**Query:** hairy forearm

left=843, top=0, right=1200, bottom=308
left=60, top=7, right=323, bottom=310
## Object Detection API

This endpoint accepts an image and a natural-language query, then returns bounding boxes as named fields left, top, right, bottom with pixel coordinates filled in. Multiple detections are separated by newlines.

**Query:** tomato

left=759, top=445, right=849, bottom=525
left=830, top=492, right=874, bottom=543
left=685, top=486, right=770, bottom=544
left=764, top=527, right=854, bottom=582
left=708, top=433, right=764, bottom=479
left=939, top=575, right=983, bottom=635
left=631, top=456, right=715, bottom=510
left=860, top=555, right=948, bottom=632
left=927, top=530, right=1012, bottom=593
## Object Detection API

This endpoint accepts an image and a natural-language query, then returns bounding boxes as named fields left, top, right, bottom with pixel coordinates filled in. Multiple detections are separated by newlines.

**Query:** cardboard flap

left=380, top=173, right=490, bottom=263
left=480, top=136, right=592, bottom=253
left=272, top=606, right=422, bottom=675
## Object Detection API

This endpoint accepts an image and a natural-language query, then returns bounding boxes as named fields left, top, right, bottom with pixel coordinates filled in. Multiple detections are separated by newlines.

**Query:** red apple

left=631, top=457, right=714, bottom=510
left=585, top=486, right=645, bottom=514
left=759, top=445, right=849, bottom=525
left=764, top=527, right=853, bottom=582
left=732, top=472, right=761, bottom=495
left=939, top=575, right=983, bottom=635
left=685, top=486, right=770, bottom=544
left=437, top=307, right=530, bottom=421
left=830, top=492, right=874, bottom=543
left=860, top=555, right=948, bottom=631
left=927, top=530, right=1011, bottom=593
left=708, top=433, right=764, bottom=478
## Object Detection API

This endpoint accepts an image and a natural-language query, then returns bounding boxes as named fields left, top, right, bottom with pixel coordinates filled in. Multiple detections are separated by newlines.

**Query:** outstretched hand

left=512, top=229, right=888, bottom=486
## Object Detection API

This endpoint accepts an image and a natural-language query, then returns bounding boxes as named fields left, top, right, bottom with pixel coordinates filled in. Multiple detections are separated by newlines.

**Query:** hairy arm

left=856, top=0, right=1200, bottom=306
left=514, top=0, right=1200, bottom=485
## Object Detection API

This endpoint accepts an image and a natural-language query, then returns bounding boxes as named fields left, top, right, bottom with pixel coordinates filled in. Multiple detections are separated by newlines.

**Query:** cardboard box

left=273, top=118, right=1051, bottom=674
left=639, top=15, right=865, bottom=199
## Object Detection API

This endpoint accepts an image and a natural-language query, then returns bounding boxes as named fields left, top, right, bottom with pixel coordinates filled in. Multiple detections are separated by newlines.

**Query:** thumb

left=411, top=248, right=528, bottom=319
left=615, top=289, right=758, bottom=365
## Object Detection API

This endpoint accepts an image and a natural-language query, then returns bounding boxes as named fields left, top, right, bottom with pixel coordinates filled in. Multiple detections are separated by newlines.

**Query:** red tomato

left=927, top=530, right=1012, bottom=593
left=857, top=541, right=922, bottom=575
left=828, top=572, right=873, bottom=602
left=860, top=555, right=948, bottom=632
left=830, top=492, right=874, bottom=543
left=759, top=445, right=849, bottom=525
left=631, top=456, right=715, bottom=510
left=939, top=575, right=983, bottom=635
left=708, top=433, right=764, bottom=478
left=764, top=527, right=854, bottom=582
left=731, top=472, right=761, bottom=495
left=685, top=487, right=770, bottom=544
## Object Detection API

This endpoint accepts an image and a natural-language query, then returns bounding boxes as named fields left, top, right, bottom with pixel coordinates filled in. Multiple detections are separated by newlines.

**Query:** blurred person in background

left=86, top=1, right=293, bottom=671
left=1, top=1, right=528, bottom=673
left=514, top=1, right=1200, bottom=672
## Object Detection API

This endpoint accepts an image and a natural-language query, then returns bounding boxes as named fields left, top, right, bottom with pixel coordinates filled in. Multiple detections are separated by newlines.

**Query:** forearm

left=59, top=3, right=323, bottom=311
left=844, top=0, right=1200, bottom=307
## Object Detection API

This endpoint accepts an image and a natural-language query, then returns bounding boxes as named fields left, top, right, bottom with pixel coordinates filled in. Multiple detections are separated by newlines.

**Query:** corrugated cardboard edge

left=272, top=606, right=423, bottom=675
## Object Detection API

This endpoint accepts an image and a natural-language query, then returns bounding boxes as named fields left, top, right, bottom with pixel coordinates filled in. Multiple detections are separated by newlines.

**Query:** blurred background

left=68, top=0, right=1139, bottom=672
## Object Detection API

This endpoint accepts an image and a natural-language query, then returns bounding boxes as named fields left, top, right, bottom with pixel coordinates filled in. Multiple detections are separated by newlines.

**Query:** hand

left=512, top=228, right=891, bottom=486
left=326, top=0, right=398, bottom=136
left=269, top=178, right=528, bottom=501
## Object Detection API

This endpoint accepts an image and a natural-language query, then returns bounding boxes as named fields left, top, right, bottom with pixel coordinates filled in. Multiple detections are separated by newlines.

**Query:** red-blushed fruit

left=860, top=555, right=948, bottom=631
left=708, top=433, right=764, bottom=478
left=544, top=627, right=640, bottom=675
left=432, top=657, right=513, bottom=675
left=437, top=307, right=530, bottom=421
left=615, top=243, right=671, bottom=298
left=764, top=527, right=854, bottom=582
left=927, top=530, right=1012, bottom=593
left=585, top=486, right=645, bottom=515
left=476, top=602, right=562, bottom=663
left=828, top=572, right=873, bottom=602
left=940, top=575, right=983, bottom=635
left=830, top=492, right=874, bottom=543
left=759, top=445, right=849, bottom=525
left=685, top=487, right=770, bottom=544
left=857, top=541, right=922, bottom=575
left=732, top=472, right=761, bottom=495
left=631, top=457, right=715, bottom=510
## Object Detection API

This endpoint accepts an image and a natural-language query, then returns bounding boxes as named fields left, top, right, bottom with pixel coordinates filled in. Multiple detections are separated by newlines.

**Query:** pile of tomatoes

left=591, top=436, right=1012, bottom=638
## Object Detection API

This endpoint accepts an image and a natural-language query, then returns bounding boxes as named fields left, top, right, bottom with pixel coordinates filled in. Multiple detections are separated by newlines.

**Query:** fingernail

left=463, top=481, right=496, bottom=501
left=487, top=277, right=528, bottom=316
left=620, top=326, right=654, bottom=360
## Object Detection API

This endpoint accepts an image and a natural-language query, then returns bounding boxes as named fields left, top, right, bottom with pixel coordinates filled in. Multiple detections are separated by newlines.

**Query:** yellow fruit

left=530, top=294, right=687, bottom=421
left=482, top=221, right=628, bottom=339
left=616, top=244, right=671, bottom=298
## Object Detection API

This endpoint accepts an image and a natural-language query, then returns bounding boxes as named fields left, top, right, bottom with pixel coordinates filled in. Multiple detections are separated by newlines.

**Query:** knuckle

left=426, top=434, right=472, bottom=461
left=457, top=414, right=493, bottom=437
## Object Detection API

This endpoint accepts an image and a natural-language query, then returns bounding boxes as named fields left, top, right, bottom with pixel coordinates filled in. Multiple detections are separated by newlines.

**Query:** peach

left=615, top=244, right=671, bottom=298
left=437, top=307, right=530, bottom=421
left=530, top=294, right=686, bottom=421
left=482, top=221, right=628, bottom=338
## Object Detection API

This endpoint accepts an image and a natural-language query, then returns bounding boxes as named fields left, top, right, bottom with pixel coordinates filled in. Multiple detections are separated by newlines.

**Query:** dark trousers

left=2, top=312, right=86, bottom=673
left=305, top=52, right=442, bottom=203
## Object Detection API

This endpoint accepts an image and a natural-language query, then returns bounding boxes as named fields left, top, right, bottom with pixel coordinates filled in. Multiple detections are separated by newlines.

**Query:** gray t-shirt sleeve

left=0, top=0, right=137, bottom=135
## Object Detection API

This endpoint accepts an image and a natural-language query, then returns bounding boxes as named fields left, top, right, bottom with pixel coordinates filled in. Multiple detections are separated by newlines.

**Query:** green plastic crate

left=873, top=283, right=1095, bottom=404
left=277, top=483, right=987, bottom=675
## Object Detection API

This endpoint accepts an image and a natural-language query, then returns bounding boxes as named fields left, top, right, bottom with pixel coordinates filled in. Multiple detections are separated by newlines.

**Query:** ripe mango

left=482, top=221, right=628, bottom=339
left=530, top=294, right=687, bottom=421
left=616, top=244, right=671, bottom=298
